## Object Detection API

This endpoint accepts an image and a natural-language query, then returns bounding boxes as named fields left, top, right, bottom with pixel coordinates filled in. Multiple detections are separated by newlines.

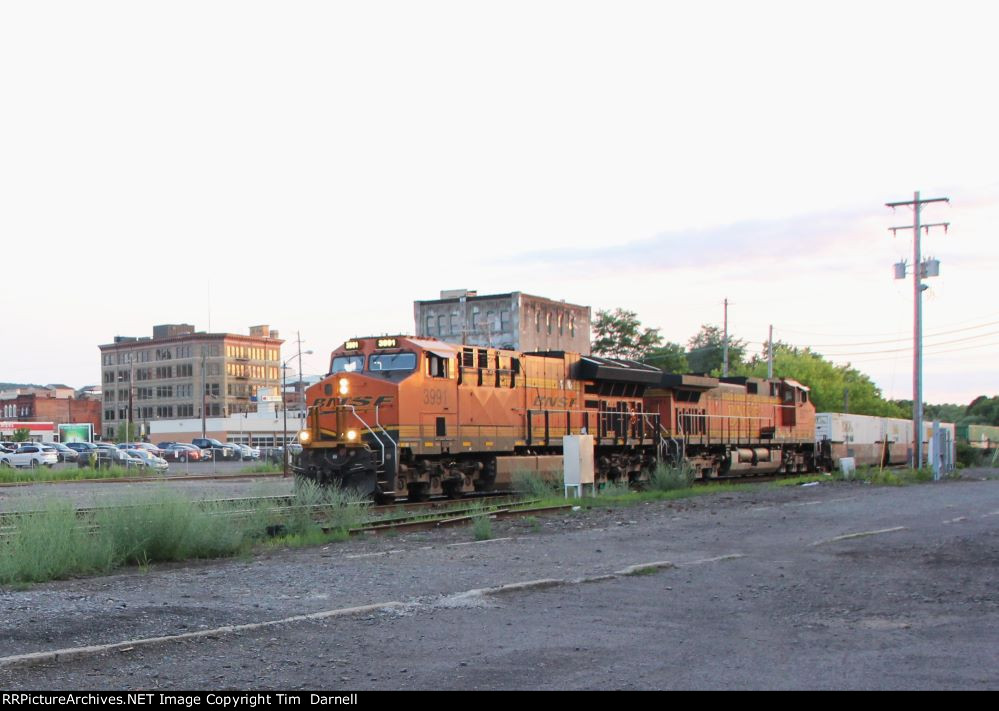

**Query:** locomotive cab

left=298, top=337, right=429, bottom=499
left=298, top=336, right=472, bottom=501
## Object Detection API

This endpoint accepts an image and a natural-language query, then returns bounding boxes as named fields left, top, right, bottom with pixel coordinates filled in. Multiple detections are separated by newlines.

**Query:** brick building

left=0, top=386, right=101, bottom=434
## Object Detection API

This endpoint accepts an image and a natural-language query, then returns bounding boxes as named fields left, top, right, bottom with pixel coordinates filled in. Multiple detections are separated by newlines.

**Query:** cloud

left=509, top=206, right=877, bottom=274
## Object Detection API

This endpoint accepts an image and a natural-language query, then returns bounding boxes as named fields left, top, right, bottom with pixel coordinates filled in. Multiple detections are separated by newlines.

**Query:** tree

left=964, top=395, right=999, bottom=425
left=12, top=428, right=31, bottom=442
left=591, top=309, right=663, bottom=361
left=733, top=344, right=907, bottom=417
left=686, top=324, right=746, bottom=375
left=114, top=422, right=138, bottom=443
left=643, top=343, right=688, bottom=374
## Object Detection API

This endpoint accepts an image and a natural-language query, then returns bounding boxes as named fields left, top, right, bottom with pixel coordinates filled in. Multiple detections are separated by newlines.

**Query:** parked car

left=118, top=442, right=163, bottom=457
left=47, top=442, right=80, bottom=463
left=65, top=441, right=101, bottom=466
left=191, top=438, right=236, bottom=460
left=159, top=443, right=205, bottom=462
left=234, top=444, right=260, bottom=460
left=91, top=447, right=144, bottom=470
left=123, top=448, right=169, bottom=472
left=0, top=444, right=60, bottom=469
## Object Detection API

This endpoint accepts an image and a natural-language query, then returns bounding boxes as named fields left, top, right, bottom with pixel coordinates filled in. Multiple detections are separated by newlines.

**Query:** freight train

left=295, top=336, right=820, bottom=501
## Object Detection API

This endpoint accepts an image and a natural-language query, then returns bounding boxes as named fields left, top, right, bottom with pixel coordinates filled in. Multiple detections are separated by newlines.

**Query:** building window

left=437, top=315, right=447, bottom=335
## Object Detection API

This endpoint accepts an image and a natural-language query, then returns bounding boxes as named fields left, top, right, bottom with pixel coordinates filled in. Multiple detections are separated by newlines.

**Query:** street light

left=282, top=351, right=313, bottom=478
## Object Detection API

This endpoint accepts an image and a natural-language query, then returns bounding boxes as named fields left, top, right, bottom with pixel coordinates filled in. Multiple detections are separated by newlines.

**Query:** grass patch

left=835, top=466, right=936, bottom=486
left=239, top=463, right=283, bottom=474
left=512, top=470, right=559, bottom=499
left=772, top=474, right=830, bottom=487
left=648, top=462, right=695, bottom=492
left=472, top=514, right=494, bottom=541
left=0, top=482, right=371, bottom=586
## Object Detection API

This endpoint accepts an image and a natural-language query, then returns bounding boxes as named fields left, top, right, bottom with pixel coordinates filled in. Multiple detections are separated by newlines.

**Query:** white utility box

left=563, top=435, right=595, bottom=497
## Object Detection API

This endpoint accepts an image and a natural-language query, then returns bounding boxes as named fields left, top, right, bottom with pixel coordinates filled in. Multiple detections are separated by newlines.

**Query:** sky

left=1, top=1, right=997, bottom=405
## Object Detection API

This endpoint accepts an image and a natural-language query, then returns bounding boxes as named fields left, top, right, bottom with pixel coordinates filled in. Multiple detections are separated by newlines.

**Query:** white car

left=0, top=444, right=59, bottom=468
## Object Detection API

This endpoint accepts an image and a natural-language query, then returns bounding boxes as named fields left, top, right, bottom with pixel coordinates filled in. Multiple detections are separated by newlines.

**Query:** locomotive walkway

left=1, top=476, right=997, bottom=689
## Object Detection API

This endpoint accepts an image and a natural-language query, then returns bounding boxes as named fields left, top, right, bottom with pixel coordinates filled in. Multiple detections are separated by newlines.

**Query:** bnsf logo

left=533, top=395, right=576, bottom=409
left=313, top=396, right=395, bottom=409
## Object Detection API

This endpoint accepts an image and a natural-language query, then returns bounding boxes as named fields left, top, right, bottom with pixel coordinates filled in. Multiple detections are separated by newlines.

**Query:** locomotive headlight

left=338, top=378, right=349, bottom=395
left=299, top=430, right=311, bottom=443
left=346, top=429, right=358, bottom=442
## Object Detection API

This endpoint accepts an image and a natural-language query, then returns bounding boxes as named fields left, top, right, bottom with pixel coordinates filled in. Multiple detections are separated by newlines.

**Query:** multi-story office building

left=98, top=324, right=284, bottom=440
left=413, top=290, right=591, bottom=354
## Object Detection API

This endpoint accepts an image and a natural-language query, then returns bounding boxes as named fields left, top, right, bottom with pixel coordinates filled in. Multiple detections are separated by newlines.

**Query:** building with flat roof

left=98, top=324, right=284, bottom=440
left=413, top=290, right=591, bottom=354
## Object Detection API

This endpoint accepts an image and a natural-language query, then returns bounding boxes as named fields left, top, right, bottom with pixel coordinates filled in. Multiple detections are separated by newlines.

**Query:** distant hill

left=0, top=383, right=44, bottom=390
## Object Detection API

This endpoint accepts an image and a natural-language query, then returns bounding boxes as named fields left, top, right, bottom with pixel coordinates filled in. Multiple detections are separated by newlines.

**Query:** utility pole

left=886, top=191, right=949, bottom=469
left=201, top=345, right=207, bottom=438
left=767, top=324, right=774, bottom=379
left=722, top=298, right=729, bottom=377
left=296, top=331, right=305, bottom=411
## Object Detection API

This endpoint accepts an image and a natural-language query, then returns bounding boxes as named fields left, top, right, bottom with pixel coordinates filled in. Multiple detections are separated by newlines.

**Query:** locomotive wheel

left=442, top=479, right=464, bottom=499
left=407, top=482, right=430, bottom=502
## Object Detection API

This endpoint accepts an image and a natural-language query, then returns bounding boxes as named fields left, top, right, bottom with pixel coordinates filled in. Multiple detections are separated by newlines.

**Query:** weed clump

left=648, top=463, right=695, bottom=492
left=473, top=515, right=493, bottom=541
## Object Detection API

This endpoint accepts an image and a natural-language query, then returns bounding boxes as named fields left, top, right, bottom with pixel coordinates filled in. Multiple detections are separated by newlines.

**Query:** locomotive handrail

left=347, top=405, right=386, bottom=468
left=374, top=405, right=398, bottom=475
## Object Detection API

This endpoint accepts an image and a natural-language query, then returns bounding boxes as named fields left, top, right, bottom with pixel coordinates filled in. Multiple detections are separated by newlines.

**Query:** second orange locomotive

left=298, top=336, right=816, bottom=500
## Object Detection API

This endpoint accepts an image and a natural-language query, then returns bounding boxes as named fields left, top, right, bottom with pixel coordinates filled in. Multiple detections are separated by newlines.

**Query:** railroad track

left=0, top=491, right=566, bottom=541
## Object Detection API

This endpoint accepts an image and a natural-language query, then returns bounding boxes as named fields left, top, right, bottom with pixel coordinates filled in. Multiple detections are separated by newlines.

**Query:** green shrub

left=512, top=470, right=559, bottom=499
left=648, top=462, right=695, bottom=491
left=473, top=514, right=493, bottom=541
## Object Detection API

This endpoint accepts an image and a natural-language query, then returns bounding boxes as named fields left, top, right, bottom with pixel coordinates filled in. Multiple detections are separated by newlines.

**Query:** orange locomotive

left=645, top=374, right=816, bottom=477
left=297, top=336, right=662, bottom=501
left=296, top=336, right=817, bottom=499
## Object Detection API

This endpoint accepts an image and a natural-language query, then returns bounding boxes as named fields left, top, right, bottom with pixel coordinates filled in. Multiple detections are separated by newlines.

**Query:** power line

left=780, top=319, right=999, bottom=348
left=826, top=338, right=999, bottom=364
left=807, top=330, right=999, bottom=357
left=774, top=309, right=999, bottom=340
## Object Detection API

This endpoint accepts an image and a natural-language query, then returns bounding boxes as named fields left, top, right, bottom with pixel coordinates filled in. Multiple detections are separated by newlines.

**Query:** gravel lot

left=1, top=470, right=997, bottom=690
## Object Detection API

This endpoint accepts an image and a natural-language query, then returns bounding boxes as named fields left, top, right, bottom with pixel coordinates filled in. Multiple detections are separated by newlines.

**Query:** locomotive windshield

left=369, top=352, right=417, bottom=371
left=331, top=355, right=364, bottom=373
